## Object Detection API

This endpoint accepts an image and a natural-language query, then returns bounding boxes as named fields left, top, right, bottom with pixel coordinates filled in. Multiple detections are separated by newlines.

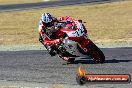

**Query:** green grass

left=0, top=0, right=132, bottom=45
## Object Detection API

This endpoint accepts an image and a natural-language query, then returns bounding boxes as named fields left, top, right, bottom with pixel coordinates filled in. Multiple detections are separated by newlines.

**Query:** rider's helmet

left=41, top=13, right=54, bottom=27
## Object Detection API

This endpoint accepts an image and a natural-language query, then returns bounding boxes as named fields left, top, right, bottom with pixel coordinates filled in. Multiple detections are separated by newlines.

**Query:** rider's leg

left=39, top=33, right=56, bottom=56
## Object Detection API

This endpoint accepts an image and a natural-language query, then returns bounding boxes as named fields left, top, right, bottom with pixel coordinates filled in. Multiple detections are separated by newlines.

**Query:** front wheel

left=88, top=42, right=105, bottom=63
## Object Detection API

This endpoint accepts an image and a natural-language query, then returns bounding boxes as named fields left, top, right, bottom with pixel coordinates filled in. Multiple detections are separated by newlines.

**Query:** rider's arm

left=38, top=20, right=62, bottom=46
left=38, top=20, right=45, bottom=34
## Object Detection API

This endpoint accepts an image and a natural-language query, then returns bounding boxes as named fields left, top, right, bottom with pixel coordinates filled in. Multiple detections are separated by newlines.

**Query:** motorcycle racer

left=38, top=14, right=105, bottom=63
left=38, top=13, right=62, bottom=56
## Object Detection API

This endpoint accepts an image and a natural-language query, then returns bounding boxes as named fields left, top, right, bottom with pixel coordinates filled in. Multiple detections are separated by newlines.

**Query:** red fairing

left=55, top=26, right=91, bottom=53
left=79, top=38, right=90, bottom=49
left=55, top=28, right=67, bottom=39
left=56, top=27, right=83, bottom=42
left=44, top=37, right=60, bottom=46
left=68, top=36, right=84, bottom=43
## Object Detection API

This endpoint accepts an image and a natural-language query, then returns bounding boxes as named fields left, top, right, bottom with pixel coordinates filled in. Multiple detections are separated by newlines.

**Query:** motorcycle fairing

left=62, top=39, right=90, bottom=58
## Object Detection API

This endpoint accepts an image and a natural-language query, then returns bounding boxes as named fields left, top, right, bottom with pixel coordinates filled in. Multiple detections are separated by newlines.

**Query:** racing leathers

left=38, top=17, right=61, bottom=56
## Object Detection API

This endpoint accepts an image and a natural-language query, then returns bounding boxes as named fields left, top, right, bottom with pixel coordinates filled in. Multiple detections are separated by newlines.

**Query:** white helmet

left=41, top=13, right=53, bottom=23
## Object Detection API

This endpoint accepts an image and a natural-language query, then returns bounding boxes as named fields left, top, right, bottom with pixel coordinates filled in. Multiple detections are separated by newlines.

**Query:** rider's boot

left=47, top=46, right=56, bottom=56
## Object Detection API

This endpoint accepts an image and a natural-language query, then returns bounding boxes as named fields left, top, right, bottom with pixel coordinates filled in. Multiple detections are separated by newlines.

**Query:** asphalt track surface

left=0, top=48, right=132, bottom=87
left=0, top=0, right=123, bottom=12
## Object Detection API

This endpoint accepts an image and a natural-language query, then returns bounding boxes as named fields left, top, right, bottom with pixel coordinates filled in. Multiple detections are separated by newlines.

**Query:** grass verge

left=0, top=0, right=45, bottom=5
left=0, top=0, right=132, bottom=46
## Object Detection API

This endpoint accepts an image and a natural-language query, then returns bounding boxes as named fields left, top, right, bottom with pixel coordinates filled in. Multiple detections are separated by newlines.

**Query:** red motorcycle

left=44, top=21, right=105, bottom=63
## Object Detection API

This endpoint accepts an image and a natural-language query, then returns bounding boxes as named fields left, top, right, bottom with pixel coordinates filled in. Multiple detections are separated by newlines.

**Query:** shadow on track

left=68, top=59, right=132, bottom=64
left=105, top=59, right=132, bottom=63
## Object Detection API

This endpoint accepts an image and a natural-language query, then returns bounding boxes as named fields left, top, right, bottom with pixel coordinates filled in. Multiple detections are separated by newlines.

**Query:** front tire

left=88, top=42, right=105, bottom=63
